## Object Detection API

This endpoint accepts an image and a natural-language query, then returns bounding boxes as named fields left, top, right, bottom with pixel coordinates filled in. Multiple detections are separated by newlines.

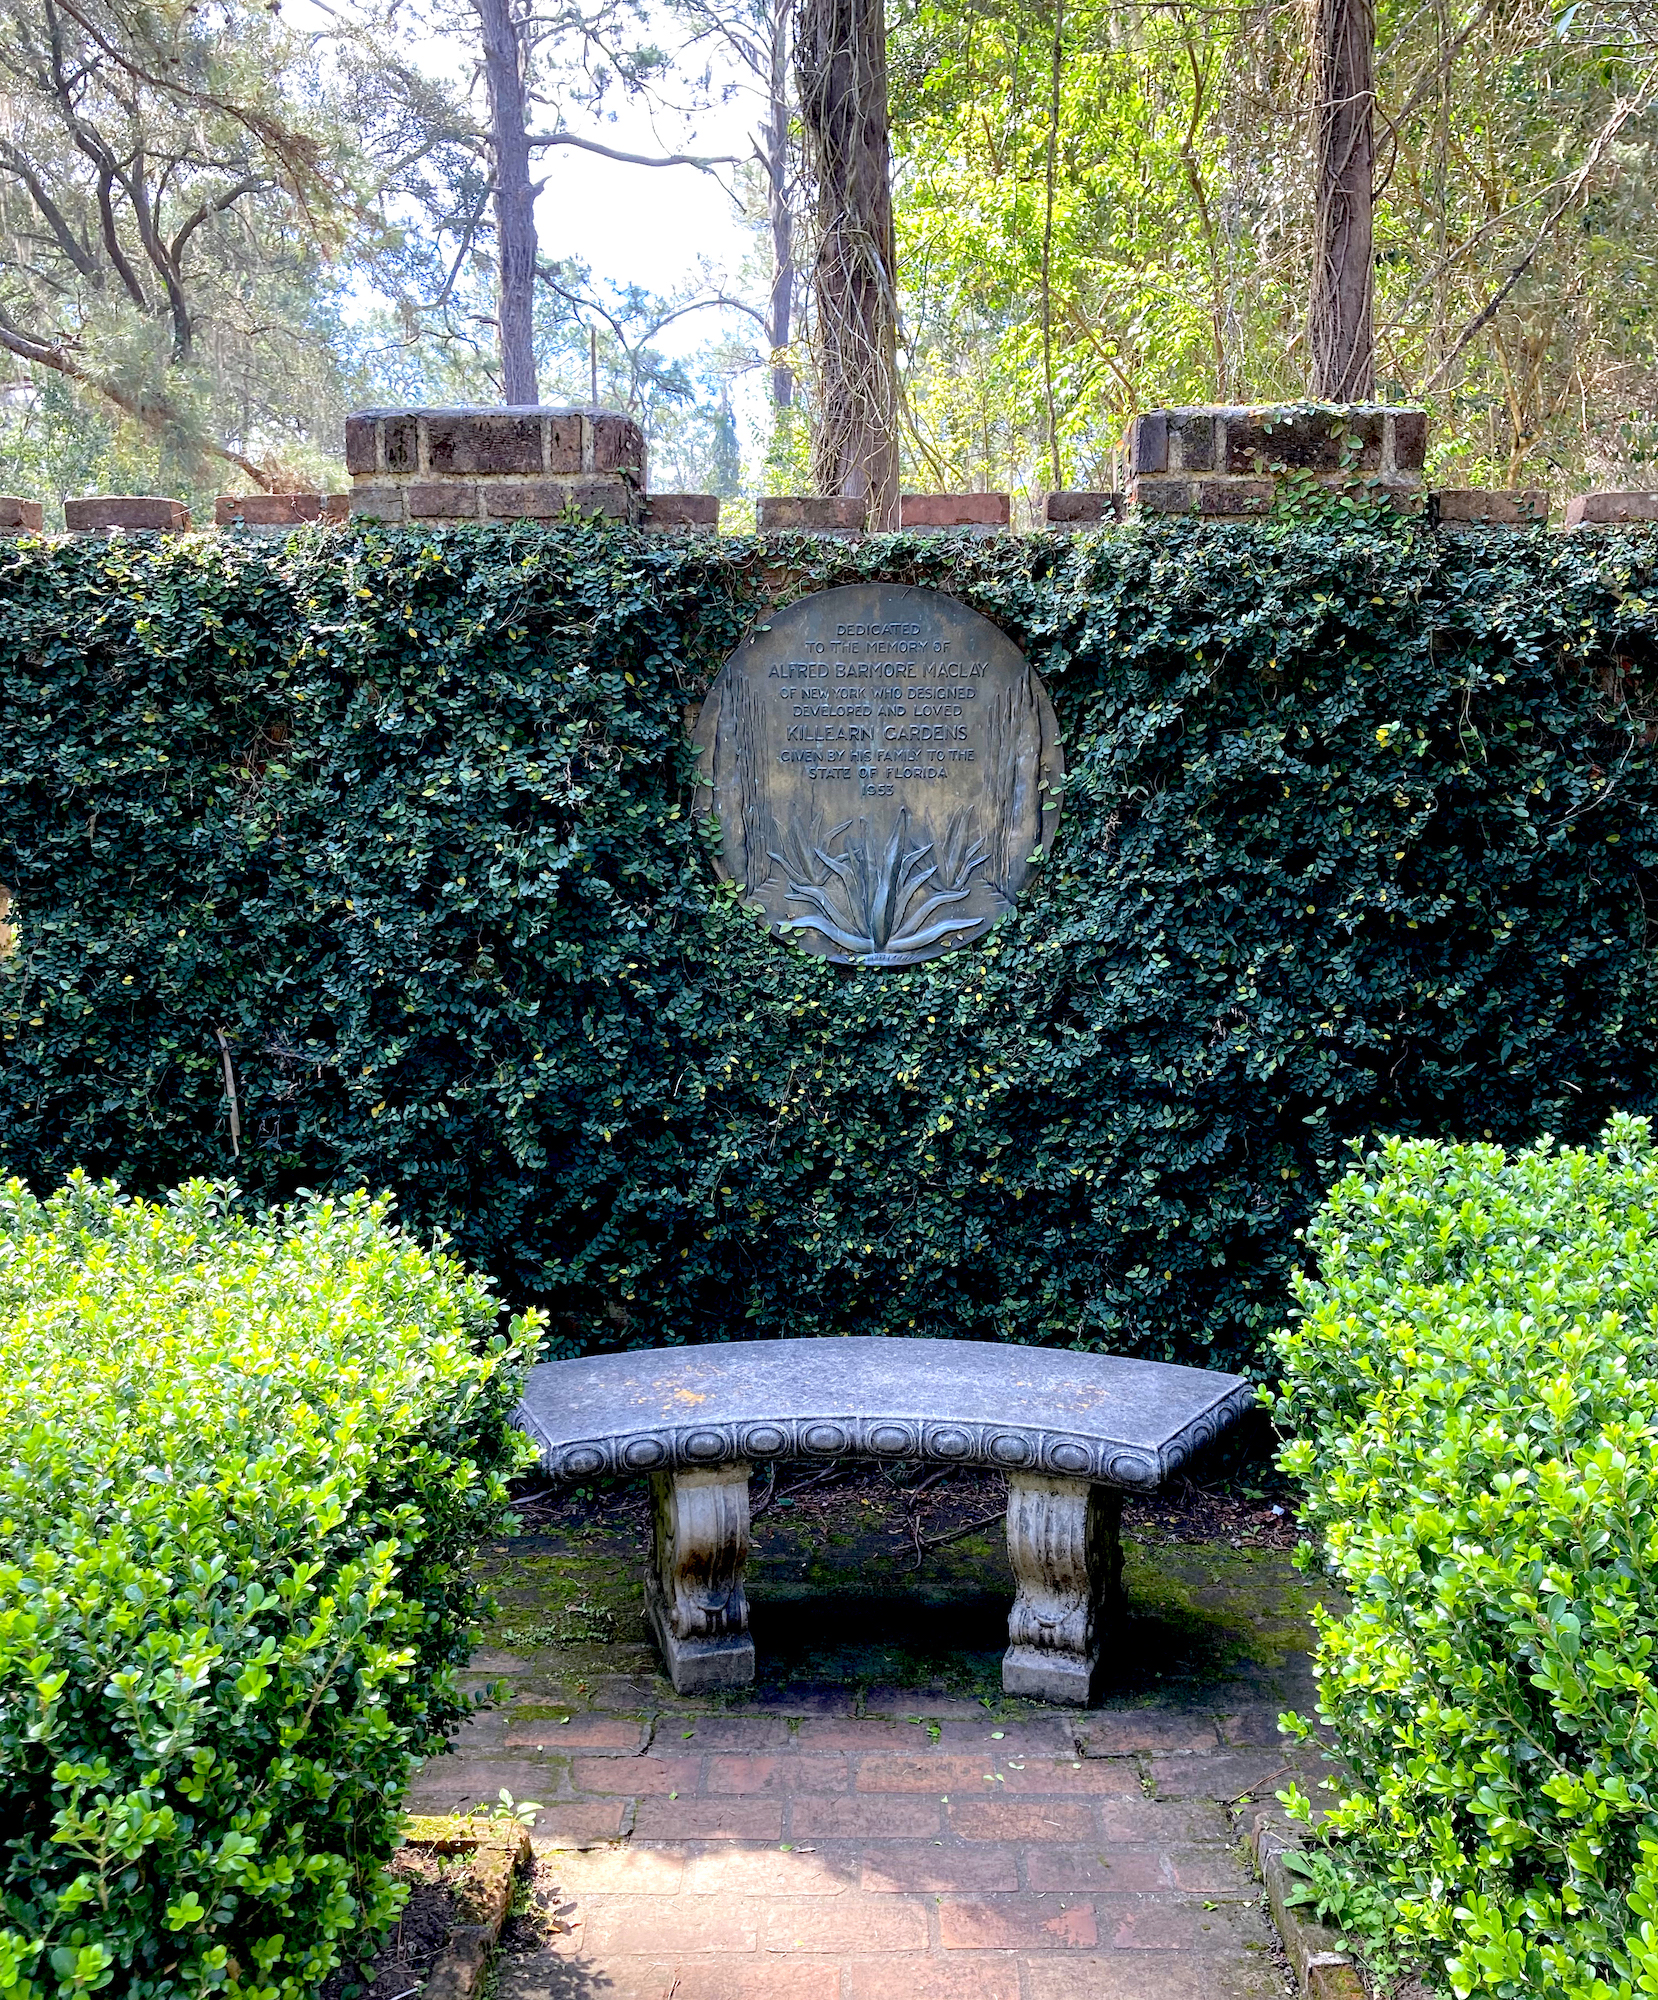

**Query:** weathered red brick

left=641, top=493, right=720, bottom=529
left=213, top=493, right=342, bottom=527
left=344, top=413, right=380, bottom=474
left=858, top=1844, right=1018, bottom=1893
left=584, top=1894, right=761, bottom=1954
left=899, top=493, right=1009, bottom=529
left=1130, top=479, right=1193, bottom=513
left=505, top=1714, right=643, bottom=1750
left=573, top=1754, right=699, bottom=1794
left=1434, top=488, right=1550, bottom=527
left=667, top=1716, right=792, bottom=1748
left=1169, top=411, right=1216, bottom=471
left=522, top=1800, right=632, bottom=1847
left=937, top=1895, right=1097, bottom=1949
left=1097, top=1798, right=1230, bottom=1843
left=787, top=1717, right=909, bottom=1751
left=64, top=496, right=189, bottom=532
left=932, top=1719, right=1077, bottom=1754
left=1128, top=412, right=1168, bottom=476
left=1148, top=1750, right=1310, bottom=1801
left=1024, top=1956, right=1265, bottom=1999
left=596, top=1963, right=839, bottom=2000
left=684, top=1846, right=855, bottom=1895
left=632, top=1796, right=783, bottom=1841
left=1045, top=491, right=1121, bottom=525
left=347, top=486, right=404, bottom=522
left=425, top=411, right=544, bottom=475
left=407, top=481, right=478, bottom=519
left=0, top=498, right=44, bottom=533
left=846, top=1959, right=1021, bottom=2000
left=789, top=1796, right=944, bottom=1839
left=1224, top=407, right=1382, bottom=473
left=383, top=414, right=419, bottom=473
left=479, top=477, right=632, bottom=521
left=546, top=412, right=585, bottom=472
left=948, top=1800, right=1095, bottom=1842
left=592, top=411, right=646, bottom=473
left=1566, top=491, right=1658, bottom=528
left=1024, top=1846, right=1169, bottom=1891
left=757, top=495, right=865, bottom=532
left=1195, top=479, right=1275, bottom=517
left=536, top=1843, right=686, bottom=1892
left=705, top=1753, right=848, bottom=1793
left=1390, top=409, right=1428, bottom=471
left=1077, top=1713, right=1220, bottom=1756
left=1097, top=1894, right=1263, bottom=1950
left=855, top=1754, right=1008, bottom=1793
left=761, top=1895, right=928, bottom=1952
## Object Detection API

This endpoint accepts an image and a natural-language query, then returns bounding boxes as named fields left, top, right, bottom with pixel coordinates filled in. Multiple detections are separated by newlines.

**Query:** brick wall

left=3, top=402, right=1655, bottom=539
left=345, top=407, right=647, bottom=525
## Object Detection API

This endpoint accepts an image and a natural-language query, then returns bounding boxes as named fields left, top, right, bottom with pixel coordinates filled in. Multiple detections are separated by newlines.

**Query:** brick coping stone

left=1566, top=491, right=1658, bottom=528
left=214, top=493, right=348, bottom=527
left=899, top=493, right=1010, bottom=530
left=64, top=495, right=190, bottom=532
left=1433, top=489, right=1550, bottom=527
left=758, top=495, right=867, bottom=533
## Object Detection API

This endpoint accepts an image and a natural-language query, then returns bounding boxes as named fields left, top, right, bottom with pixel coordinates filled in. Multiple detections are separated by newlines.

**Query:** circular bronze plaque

left=693, top=583, right=1063, bottom=967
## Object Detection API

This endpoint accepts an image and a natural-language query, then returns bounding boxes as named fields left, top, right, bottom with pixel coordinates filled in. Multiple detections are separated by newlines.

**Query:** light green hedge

left=0, top=1179, right=539, bottom=2000
left=1271, top=1116, right=1658, bottom=1999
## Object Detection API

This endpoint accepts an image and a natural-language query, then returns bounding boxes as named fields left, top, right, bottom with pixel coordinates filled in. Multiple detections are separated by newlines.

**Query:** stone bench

left=514, top=1337, right=1254, bottom=1706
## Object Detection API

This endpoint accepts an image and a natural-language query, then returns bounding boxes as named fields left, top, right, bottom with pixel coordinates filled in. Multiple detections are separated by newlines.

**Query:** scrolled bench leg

left=1001, top=1474, right=1123, bottom=1705
left=644, top=1462, right=756, bottom=1694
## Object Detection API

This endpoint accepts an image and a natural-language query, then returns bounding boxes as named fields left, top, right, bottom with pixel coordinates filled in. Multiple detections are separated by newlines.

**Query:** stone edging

left=399, top=1814, right=530, bottom=2000
left=1249, top=1808, right=1366, bottom=2000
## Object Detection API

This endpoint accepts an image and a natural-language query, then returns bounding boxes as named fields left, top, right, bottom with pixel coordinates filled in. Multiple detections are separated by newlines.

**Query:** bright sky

left=360, top=3, right=765, bottom=361
left=533, top=102, right=759, bottom=355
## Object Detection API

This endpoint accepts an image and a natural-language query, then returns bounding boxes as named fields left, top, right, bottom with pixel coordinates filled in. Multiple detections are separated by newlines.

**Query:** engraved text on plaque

left=693, top=584, right=1063, bottom=966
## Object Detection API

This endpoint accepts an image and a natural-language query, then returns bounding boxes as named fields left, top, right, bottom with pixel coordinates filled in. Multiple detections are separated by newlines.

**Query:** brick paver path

left=404, top=1474, right=1320, bottom=1998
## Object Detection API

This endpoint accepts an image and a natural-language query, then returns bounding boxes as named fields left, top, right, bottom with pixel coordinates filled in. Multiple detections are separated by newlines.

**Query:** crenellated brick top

left=345, top=407, right=644, bottom=482
left=1127, top=404, right=1428, bottom=520
left=344, top=405, right=647, bottom=526
left=4, top=398, right=1656, bottom=541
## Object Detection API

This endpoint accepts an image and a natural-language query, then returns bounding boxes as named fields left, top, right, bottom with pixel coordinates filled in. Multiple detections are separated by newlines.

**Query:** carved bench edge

left=512, top=1382, right=1258, bottom=1492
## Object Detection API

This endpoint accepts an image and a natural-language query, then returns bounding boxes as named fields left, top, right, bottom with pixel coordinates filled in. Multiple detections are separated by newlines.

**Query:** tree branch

left=524, top=129, right=742, bottom=168
left=0, top=140, right=101, bottom=282
left=1418, top=76, right=1656, bottom=394
left=0, top=316, right=275, bottom=489
left=168, top=175, right=272, bottom=266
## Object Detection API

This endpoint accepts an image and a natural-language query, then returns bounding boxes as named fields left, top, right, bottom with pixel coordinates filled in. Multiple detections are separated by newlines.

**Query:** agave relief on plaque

left=692, top=584, right=1064, bottom=967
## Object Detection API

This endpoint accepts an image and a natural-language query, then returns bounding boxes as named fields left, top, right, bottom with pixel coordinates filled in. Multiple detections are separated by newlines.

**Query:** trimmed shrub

left=1270, top=1115, right=1658, bottom=1998
left=0, top=1177, right=540, bottom=2000
left=3, top=520, right=1658, bottom=1370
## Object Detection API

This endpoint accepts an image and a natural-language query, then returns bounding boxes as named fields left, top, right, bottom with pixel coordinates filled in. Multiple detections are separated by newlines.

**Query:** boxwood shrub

left=1270, top=1114, right=1658, bottom=1998
left=0, top=1177, right=540, bottom=2000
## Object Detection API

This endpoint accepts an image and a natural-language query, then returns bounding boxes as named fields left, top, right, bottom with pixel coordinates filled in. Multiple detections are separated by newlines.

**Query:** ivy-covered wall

left=1, top=521, right=1655, bottom=1373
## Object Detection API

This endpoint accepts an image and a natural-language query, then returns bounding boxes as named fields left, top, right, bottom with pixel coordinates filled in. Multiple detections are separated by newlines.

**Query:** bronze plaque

left=693, top=583, right=1063, bottom=966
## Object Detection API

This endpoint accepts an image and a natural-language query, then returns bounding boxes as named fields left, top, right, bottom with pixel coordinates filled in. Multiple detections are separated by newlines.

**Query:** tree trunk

left=475, top=0, right=540, bottom=404
left=1308, top=0, right=1376, bottom=401
left=797, top=0, right=899, bottom=526
left=763, top=0, right=796, bottom=408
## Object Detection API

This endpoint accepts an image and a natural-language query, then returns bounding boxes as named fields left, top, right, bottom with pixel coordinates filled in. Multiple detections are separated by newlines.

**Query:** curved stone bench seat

left=514, top=1337, right=1255, bottom=1705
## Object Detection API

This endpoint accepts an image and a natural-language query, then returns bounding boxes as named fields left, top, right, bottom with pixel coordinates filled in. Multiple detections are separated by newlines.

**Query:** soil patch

left=320, top=1849, right=464, bottom=2000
